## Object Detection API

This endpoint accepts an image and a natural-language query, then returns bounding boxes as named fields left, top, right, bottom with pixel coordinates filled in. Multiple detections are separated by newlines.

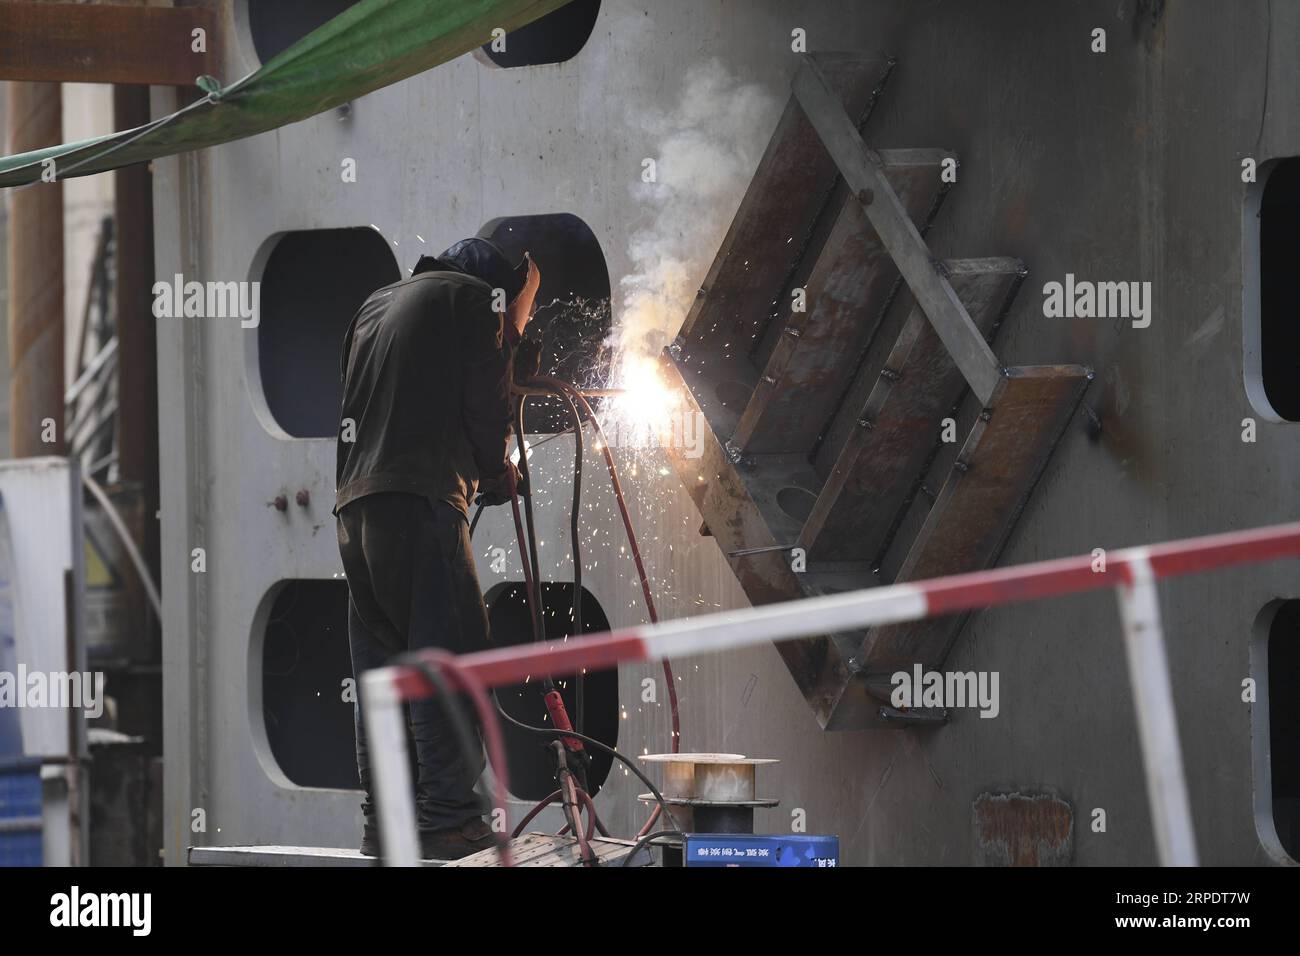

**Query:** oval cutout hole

left=776, top=486, right=817, bottom=524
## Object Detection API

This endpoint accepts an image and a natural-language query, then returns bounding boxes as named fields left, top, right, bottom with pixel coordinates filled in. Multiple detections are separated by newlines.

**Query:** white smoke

left=611, top=60, right=778, bottom=367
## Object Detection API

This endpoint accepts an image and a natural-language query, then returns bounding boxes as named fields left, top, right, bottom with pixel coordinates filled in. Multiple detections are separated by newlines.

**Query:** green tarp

left=0, top=0, right=570, bottom=187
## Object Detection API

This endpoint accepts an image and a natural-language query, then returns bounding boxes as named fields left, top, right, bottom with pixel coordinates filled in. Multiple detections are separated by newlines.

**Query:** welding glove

left=476, top=460, right=527, bottom=507
left=512, top=335, right=544, bottom=386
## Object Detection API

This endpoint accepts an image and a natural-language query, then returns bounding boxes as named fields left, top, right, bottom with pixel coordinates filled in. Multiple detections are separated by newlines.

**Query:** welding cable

left=510, top=789, right=561, bottom=838
left=509, top=400, right=581, bottom=749
left=487, top=379, right=682, bottom=842
left=534, top=377, right=663, bottom=628
left=529, top=376, right=682, bottom=833
left=551, top=790, right=605, bottom=837
left=552, top=741, right=592, bottom=860
left=508, top=484, right=545, bottom=646
left=410, top=650, right=516, bottom=866
left=555, top=387, right=585, bottom=729
left=512, top=788, right=610, bottom=841
left=555, top=746, right=586, bottom=848
left=492, top=700, right=681, bottom=834
left=556, top=802, right=605, bottom=842
left=520, top=383, right=587, bottom=731
left=578, top=790, right=609, bottom=839
left=506, top=467, right=597, bottom=808
left=554, top=741, right=598, bottom=865
left=475, top=426, right=592, bottom=836
left=620, top=829, right=688, bottom=868
left=513, top=389, right=593, bottom=792
left=514, top=400, right=543, bottom=592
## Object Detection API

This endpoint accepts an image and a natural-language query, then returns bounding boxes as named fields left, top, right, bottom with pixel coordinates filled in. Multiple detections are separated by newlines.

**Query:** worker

left=334, top=237, right=542, bottom=860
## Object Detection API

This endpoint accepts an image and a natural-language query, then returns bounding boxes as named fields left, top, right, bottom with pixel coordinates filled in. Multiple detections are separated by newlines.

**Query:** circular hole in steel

left=715, top=380, right=751, bottom=408
left=776, top=486, right=817, bottom=524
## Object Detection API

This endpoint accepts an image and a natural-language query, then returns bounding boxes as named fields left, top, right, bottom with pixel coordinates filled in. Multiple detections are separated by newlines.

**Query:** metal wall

left=153, top=0, right=1299, bottom=865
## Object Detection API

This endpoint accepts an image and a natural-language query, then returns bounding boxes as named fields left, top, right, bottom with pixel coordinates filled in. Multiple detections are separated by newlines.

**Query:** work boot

left=360, top=800, right=380, bottom=857
left=419, top=818, right=497, bottom=861
left=360, top=820, right=381, bottom=858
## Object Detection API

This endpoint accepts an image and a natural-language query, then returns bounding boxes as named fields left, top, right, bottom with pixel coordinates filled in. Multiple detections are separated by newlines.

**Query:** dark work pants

left=337, top=493, right=490, bottom=832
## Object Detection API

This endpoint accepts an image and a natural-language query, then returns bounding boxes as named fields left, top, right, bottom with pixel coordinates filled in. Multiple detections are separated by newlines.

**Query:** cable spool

left=637, top=754, right=780, bottom=864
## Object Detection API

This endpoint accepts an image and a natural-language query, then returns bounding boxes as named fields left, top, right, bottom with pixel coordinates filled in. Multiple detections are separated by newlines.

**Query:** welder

left=334, top=237, right=542, bottom=860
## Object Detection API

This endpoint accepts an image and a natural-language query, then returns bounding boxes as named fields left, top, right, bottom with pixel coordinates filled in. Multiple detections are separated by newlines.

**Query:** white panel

left=0, top=457, right=85, bottom=758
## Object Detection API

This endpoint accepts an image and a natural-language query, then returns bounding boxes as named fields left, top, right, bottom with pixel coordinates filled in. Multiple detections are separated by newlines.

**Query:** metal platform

left=187, top=845, right=446, bottom=867
left=188, top=833, right=654, bottom=868
left=442, top=832, right=652, bottom=867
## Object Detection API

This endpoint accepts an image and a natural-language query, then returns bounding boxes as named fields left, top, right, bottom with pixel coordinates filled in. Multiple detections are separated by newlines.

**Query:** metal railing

left=363, top=521, right=1300, bottom=866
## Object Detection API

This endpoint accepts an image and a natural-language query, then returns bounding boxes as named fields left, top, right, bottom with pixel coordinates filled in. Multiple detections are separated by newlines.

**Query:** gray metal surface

left=152, top=0, right=1300, bottom=866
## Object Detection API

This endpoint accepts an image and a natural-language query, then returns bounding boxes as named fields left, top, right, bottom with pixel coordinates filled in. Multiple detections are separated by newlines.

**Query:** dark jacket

left=335, top=266, right=516, bottom=518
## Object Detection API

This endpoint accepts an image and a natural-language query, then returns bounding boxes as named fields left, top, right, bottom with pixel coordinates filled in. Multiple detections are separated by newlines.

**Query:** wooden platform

left=442, top=832, right=652, bottom=867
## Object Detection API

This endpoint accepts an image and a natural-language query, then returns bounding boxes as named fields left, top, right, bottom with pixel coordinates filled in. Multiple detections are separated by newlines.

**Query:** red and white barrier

left=362, top=521, right=1300, bottom=866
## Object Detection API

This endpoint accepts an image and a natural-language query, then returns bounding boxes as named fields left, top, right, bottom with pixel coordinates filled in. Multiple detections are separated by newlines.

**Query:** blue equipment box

left=683, top=834, right=839, bottom=867
left=0, top=757, right=43, bottom=867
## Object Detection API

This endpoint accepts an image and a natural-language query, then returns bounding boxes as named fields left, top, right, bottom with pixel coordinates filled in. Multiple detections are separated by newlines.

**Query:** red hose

left=552, top=790, right=607, bottom=843
left=531, top=377, right=682, bottom=837
left=509, top=484, right=544, bottom=645
left=401, top=378, right=681, bottom=864
left=559, top=760, right=598, bottom=865
left=579, top=789, right=605, bottom=840
left=512, top=789, right=561, bottom=839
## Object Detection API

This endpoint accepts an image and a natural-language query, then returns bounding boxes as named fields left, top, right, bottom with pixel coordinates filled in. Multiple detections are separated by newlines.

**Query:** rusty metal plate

left=860, top=365, right=1091, bottom=673
left=0, top=3, right=216, bottom=85
left=734, top=150, right=952, bottom=455
left=973, top=793, right=1074, bottom=866
left=802, top=258, right=1025, bottom=562
left=676, top=55, right=894, bottom=357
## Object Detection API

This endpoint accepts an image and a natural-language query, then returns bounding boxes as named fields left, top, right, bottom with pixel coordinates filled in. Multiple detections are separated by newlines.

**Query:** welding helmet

left=418, top=237, right=528, bottom=304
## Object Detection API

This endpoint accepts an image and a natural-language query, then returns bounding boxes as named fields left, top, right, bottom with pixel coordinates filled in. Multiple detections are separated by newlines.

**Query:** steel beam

left=733, top=149, right=950, bottom=454
left=860, top=364, right=1091, bottom=674
left=114, top=84, right=161, bottom=583
left=792, top=56, right=1003, bottom=405
left=803, top=259, right=1025, bottom=561
left=676, top=56, right=893, bottom=357
left=6, top=81, right=64, bottom=457
left=0, top=3, right=216, bottom=86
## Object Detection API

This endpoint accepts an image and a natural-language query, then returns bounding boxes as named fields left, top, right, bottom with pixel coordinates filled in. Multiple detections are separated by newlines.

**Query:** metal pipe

left=1114, top=553, right=1198, bottom=866
left=113, top=83, right=160, bottom=579
left=82, top=471, right=163, bottom=619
